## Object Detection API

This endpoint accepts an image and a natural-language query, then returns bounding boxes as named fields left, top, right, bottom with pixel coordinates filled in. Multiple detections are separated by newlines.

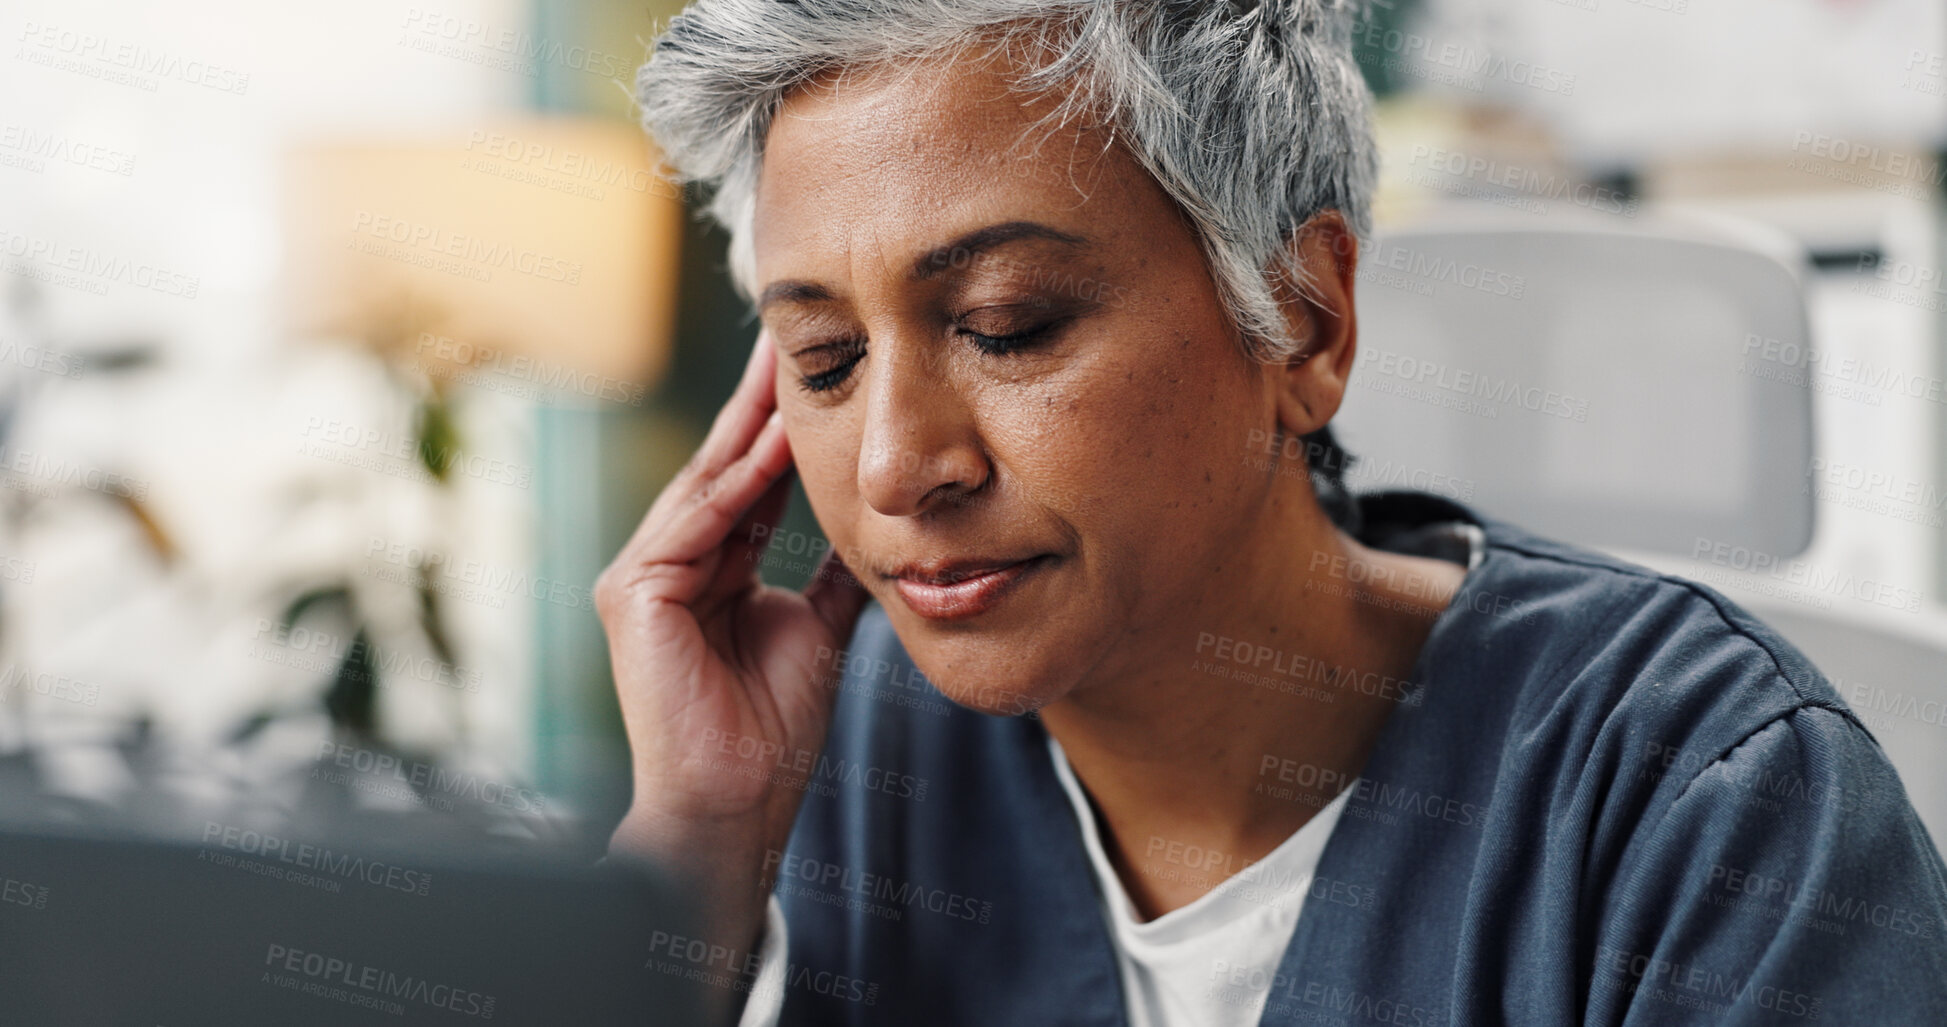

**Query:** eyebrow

left=911, top=221, right=1088, bottom=281
left=756, top=279, right=833, bottom=313
left=755, top=220, right=1090, bottom=313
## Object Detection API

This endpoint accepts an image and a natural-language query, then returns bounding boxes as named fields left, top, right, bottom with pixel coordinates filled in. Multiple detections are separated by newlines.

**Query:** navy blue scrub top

left=767, top=491, right=1947, bottom=1025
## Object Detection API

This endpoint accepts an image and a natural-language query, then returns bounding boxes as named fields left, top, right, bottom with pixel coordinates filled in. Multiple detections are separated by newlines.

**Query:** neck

left=1038, top=492, right=1464, bottom=920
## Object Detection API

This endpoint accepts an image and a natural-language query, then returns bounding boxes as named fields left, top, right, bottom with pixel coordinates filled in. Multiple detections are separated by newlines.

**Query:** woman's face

left=753, top=56, right=1301, bottom=715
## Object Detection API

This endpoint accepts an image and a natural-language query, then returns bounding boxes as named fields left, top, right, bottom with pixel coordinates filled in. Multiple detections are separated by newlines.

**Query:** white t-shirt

left=1047, top=736, right=1352, bottom=1027
left=738, top=738, right=1352, bottom=1027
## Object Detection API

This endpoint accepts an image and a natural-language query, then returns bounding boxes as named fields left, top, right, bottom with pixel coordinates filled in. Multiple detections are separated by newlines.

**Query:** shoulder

left=1383, top=507, right=1928, bottom=873
left=1456, top=514, right=1856, bottom=757
left=1591, top=703, right=1947, bottom=1018
left=1337, top=500, right=1947, bottom=1019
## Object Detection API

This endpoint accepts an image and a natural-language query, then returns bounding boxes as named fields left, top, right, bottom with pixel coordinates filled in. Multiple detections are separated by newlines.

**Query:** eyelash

left=798, top=356, right=859, bottom=394
left=794, top=324, right=1056, bottom=394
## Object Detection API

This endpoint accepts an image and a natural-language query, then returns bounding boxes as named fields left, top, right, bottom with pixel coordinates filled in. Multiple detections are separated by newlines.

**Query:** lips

left=889, top=555, right=1051, bottom=621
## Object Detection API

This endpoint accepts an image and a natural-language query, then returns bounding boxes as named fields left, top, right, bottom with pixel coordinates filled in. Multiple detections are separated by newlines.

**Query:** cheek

left=1029, top=342, right=1251, bottom=492
left=783, top=415, right=863, bottom=547
left=984, top=387, right=1133, bottom=517
left=983, top=340, right=1260, bottom=563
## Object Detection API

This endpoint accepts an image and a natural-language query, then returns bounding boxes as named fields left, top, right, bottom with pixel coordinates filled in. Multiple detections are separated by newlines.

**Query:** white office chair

left=1337, top=208, right=1815, bottom=558
left=1338, top=208, right=1947, bottom=847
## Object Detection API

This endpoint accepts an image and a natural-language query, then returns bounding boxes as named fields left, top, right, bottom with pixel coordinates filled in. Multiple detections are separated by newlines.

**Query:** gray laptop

left=0, top=821, right=710, bottom=1026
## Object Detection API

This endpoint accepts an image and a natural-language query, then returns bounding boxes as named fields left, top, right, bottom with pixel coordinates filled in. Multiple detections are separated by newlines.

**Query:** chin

left=897, top=631, right=1079, bottom=719
left=931, top=675, right=1062, bottom=718
left=865, top=556, right=1106, bottom=716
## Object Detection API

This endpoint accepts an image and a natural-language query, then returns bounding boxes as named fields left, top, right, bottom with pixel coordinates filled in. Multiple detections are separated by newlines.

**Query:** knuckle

left=593, top=567, right=628, bottom=620
left=668, top=451, right=712, bottom=497
left=690, top=470, right=732, bottom=514
left=676, top=448, right=707, bottom=480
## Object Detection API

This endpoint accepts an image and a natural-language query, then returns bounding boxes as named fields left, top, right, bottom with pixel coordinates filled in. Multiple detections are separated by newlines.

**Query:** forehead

left=751, top=53, right=1154, bottom=273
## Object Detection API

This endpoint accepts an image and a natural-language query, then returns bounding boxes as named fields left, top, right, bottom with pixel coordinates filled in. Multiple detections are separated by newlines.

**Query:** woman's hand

left=597, top=333, right=871, bottom=964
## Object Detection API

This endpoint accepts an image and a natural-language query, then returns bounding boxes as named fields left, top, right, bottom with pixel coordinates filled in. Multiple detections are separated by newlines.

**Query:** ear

left=1267, top=209, right=1358, bottom=439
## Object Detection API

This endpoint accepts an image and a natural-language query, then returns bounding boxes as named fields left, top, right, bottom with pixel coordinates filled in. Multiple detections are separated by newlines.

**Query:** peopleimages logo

left=1258, top=755, right=1489, bottom=829
left=1356, top=348, right=1586, bottom=420
left=0, top=337, right=85, bottom=378
left=0, top=229, right=199, bottom=298
left=301, top=420, right=533, bottom=489
left=0, top=123, right=136, bottom=176
left=1592, top=945, right=1821, bottom=1020
left=365, top=538, right=592, bottom=612
left=0, top=664, right=100, bottom=707
left=763, top=849, right=993, bottom=924
left=1785, top=133, right=1945, bottom=202
left=1405, top=145, right=1637, bottom=217
left=1353, top=23, right=1576, bottom=95
left=201, top=822, right=433, bottom=897
left=696, top=728, right=929, bottom=802
left=348, top=210, right=583, bottom=285
left=416, top=331, right=648, bottom=407
left=462, top=130, right=666, bottom=197
left=399, top=7, right=630, bottom=80
left=1790, top=133, right=1947, bottom=187
left=14, top=20, right=251, bottom=94
left=1195, top=632, right=1420, bottom=706
left=2, top=874, right=48, bottom=910
left=251, top=618, right=483, bottom=693
left=314, top=741, right=548, bottom=815
left=1363, top=247, right=1527, bottom=299
left=1843, top=679, right=1947, bottom=731
left=263, top=943, right=494, bottom=1019
left=0, top=444, right=148, bottom=500
left=1706, top=862, right=1936, bottom=939
left=1691, top=537, right=1923, bottom=614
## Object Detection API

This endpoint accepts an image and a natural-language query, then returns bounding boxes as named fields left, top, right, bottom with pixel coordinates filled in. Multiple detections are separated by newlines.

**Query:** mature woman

left=599, top=1, right=1947, bottom=1024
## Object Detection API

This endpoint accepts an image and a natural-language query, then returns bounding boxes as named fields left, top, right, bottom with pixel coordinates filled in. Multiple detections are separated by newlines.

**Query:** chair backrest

left=1755, top=604, right=1947, bottom=849
left=1335, top=209, right=1816, bottom=559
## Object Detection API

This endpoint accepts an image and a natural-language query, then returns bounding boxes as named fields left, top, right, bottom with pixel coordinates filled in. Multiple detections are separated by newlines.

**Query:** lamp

left=280, top=116, right=683, bottom=400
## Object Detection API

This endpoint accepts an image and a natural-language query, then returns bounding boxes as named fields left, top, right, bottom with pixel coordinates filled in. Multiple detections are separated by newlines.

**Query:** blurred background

left=0, top=0, right=1941, bottom=856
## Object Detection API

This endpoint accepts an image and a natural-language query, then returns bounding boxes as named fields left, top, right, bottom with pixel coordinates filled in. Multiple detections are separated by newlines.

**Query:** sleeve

left=1590, top=706, right=1947, bottom=1026
left=736, top=895, right=790, bottom=1027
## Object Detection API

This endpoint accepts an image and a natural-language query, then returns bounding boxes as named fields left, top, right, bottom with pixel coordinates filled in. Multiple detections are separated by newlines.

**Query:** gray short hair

left=637, top=0, right=1378, bottom=362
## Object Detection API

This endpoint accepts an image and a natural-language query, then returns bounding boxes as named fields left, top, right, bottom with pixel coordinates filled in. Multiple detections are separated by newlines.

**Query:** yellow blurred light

left=281, top=116, right=683, bottom=400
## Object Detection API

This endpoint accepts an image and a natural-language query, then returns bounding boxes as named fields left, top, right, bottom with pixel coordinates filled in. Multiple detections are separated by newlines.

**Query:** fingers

left=748, top=421, right=796, bottom=531
left=689, top=332, right=780, bottom=480
left=646, top=410, right=793, bottom=569
left=604, top=408, right=792, bottom=610
left=598, top=330, right=864, bottom=641
left=697, top=459, right=798, bottom=617
left=608, top=334, right=782, bottom=573
left=723, top=460, right=797, bottom=570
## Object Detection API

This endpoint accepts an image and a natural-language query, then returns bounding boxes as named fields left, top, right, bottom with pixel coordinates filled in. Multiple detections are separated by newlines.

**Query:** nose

left=855, top=344, right=988, bottom=517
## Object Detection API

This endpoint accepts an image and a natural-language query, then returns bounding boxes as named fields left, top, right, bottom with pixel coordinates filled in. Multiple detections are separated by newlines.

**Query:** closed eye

left=794, top=340, right=866, bottom=395
left=961, top=324, right=1055, bottom=356
left=800, top=360, right=860, bottom=393
left=794, top=316, right=1066, bottom=394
